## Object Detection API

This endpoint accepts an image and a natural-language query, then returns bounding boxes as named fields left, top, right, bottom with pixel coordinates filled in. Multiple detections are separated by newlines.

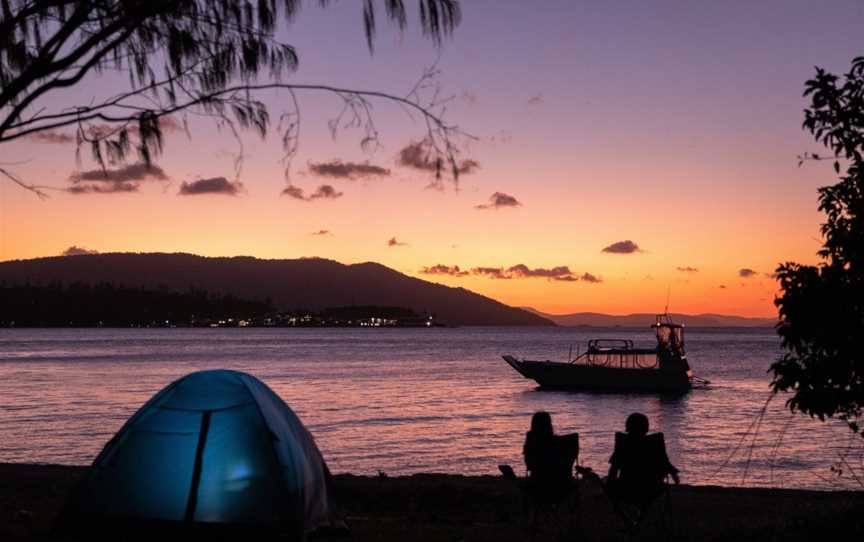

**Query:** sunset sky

left=2, top=1, right=863, bottom=317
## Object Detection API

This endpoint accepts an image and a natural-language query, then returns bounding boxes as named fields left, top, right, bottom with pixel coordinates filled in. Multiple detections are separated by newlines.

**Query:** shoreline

left=2, top=463, right=861, bottom=541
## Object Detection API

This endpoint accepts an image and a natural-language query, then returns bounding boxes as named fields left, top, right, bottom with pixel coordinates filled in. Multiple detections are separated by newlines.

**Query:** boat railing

left=573, top=340, right=660, bottom=369
left=587, top=338, right=634, bottom=351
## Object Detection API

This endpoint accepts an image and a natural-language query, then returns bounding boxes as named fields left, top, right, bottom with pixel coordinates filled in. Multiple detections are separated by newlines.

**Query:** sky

left=1, top=0, right=863, bottom=317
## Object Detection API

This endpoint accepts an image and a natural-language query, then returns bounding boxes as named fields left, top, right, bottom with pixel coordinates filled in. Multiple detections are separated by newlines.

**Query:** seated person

left=523, top=411, right=579, bottom=503
left=607, top=413, right=679, bottom=504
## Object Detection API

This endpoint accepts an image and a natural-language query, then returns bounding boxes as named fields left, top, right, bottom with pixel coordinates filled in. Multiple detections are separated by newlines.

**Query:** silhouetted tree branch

left=772, top=55, right=864, bottom=438
left=0, top=0, right=466, bottom=195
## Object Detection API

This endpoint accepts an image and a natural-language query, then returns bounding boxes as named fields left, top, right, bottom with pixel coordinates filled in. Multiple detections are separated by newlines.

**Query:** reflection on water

left=0, top=327, right=861, bottom=490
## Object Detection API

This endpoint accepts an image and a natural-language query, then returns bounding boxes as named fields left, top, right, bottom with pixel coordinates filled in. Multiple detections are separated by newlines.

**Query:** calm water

left=0, top=327, right=861, bottom=490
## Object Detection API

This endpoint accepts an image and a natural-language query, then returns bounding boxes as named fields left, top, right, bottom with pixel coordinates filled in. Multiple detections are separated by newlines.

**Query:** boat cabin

left=652, top=316, right=690, bottom=373
left=653, top=315, right=685, bottom=355
left=574, top=315, right=689, bottom=372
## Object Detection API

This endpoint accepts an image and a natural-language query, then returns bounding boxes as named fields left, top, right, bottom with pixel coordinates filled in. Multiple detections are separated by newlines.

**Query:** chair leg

left=568, top=490, right=582, bottom=536
left=567, top=494, right=584, bottom=542
left=522, top=497, right=583, bottom=542
left=629, top=490, right=674, bottom=541
left=660, top=488, right=674, bottom=542
left=527, top=503, right=549, bottom=541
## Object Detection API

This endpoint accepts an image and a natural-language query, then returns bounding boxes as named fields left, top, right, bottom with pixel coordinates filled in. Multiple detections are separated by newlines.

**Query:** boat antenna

left=664, top=285, right=673, bottom=322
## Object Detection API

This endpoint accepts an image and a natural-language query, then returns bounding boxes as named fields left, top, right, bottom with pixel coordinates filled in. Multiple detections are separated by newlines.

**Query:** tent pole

left=185, top=410, right=212, bottom=522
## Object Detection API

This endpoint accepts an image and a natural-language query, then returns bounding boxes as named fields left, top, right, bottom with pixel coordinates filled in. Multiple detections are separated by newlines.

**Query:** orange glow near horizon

left=0, top=150, right=818, bottom=319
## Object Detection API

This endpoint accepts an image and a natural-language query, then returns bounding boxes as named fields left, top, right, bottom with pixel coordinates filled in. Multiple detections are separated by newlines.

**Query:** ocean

left=0, top=326, right=861, bottom=490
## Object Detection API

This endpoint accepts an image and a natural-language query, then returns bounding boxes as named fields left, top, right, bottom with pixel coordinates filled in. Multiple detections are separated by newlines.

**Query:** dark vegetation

left=322, top=305, right=420, bottom=320
left=0, top=283, right=439, bottom=327
left=0, top=253, right=553, bottom=326
left=0, top=282, right=274, bottom=327
left=772, top=55, right=864, bottom=437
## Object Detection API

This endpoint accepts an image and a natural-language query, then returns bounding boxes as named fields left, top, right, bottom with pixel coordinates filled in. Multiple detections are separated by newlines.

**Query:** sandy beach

left=2, top=463, right=861, bottom=541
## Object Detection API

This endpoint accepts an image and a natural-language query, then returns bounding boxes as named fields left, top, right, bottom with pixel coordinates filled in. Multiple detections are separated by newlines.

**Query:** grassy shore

left=1, top=463, right=861, bottom=541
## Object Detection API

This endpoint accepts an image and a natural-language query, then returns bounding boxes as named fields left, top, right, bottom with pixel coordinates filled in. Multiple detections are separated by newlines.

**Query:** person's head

left=625, top=412, right=649, bottom=437
left=530, top=411, right=554, bottom=437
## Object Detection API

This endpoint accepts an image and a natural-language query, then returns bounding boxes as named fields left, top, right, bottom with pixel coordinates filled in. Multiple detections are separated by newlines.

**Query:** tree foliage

left=0, top=0, right=464, bottom=195
left=772, top=55, right=864, bottom=436
left=0, top=281, right=276, bottom=326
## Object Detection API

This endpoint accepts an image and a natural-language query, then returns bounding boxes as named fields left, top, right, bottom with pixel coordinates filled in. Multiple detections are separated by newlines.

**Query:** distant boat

left=503, top=314, right=700, bottom=394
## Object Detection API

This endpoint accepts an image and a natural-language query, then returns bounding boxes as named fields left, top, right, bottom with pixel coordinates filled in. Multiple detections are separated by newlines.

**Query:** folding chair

left=578, top=432, right=676, bottom=540
left=499, top=432, right=580, bottom=540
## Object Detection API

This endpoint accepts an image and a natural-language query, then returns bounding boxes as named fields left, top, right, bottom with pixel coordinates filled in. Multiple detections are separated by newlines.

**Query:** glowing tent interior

left=57, top=369, right=343, bottom=537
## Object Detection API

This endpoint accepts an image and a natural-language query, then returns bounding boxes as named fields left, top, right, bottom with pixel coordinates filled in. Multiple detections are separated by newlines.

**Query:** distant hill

left=523, top=308, right=776, bottom=328
left=0, top=253, right=553, bottom=326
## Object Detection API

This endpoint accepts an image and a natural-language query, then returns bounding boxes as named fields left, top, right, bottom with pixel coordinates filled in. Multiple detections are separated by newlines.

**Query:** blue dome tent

left=58, top=370, right=343, bottom=538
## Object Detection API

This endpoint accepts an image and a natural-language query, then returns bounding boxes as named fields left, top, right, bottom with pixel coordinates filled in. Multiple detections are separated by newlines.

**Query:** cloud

left=178, top=177, right=243, bottom=196
left=158, top=115, right=183, bottom=133
left=26, top=117, right=183, bottom=146
left=719, top=285, right=727, bottom=289
left=527, top=94, right=543, bottom=106
left=676, top=266, right=699, bottom=273
left=61, top=246, right=98, bottom=256
left=469, top=264, right=601, bottom=283
left=602, top=240, right=642, bottom=254
left=580, top=272, right=602, bottom=283
left=739, top=268, right=758, bottom=278
left=387, top=237, right=408, bottom=247
left=87, top=116, right=183, bottom=139
left=489, top=130, right=513, bottom=144
left=310, top=185, right=342, bottom=200
left=73, top=118, right=184, bottom=141
left=308, top=160, right=390, bottom=180
left=67, top=181, right=139, bottom=194
left=82, top=123, right=118, bottom=139
left=281, top=185, right=306, bottom=200
left=475, top=192, right=522, bottom=210
left=456, top=159, right=480, bottom=175
left=420, top=264, right=469, bottom=277
left=506, top=264, right=573, bottom=279
left=70, top=163, right=168, bottom=184
left=472, top=267, right=510, bottom=279
left=398, top=141, right=436, bottom=172
left=397, top=140, right=480, bottom=176
left=27, top=131, right=75, bottom=144
left=281, top=184, right=343, bottom=201
left=310, top=230, right=332, bottom=236
left=67, top=164, right=168, bottom=194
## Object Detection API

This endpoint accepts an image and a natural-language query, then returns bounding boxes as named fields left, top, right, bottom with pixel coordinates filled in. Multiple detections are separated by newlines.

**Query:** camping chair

left=578, top=432, right=675, bottom=539
left=499, top=433, right=580, bottom=539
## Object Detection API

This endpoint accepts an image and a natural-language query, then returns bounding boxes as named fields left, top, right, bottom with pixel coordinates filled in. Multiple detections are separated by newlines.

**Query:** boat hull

left=503, top=356, right=691, bottom=394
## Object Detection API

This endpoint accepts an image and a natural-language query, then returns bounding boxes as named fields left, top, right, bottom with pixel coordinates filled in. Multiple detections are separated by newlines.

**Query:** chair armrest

left=499, top=464, right=518, bottom=480
left=575, top=466, right=599, bottom=481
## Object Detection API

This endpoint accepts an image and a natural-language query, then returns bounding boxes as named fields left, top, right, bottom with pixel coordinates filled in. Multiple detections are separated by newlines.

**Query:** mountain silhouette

left=522, top=308, right=775, bottom=327
left=0, top=253, right=552, bottom=326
